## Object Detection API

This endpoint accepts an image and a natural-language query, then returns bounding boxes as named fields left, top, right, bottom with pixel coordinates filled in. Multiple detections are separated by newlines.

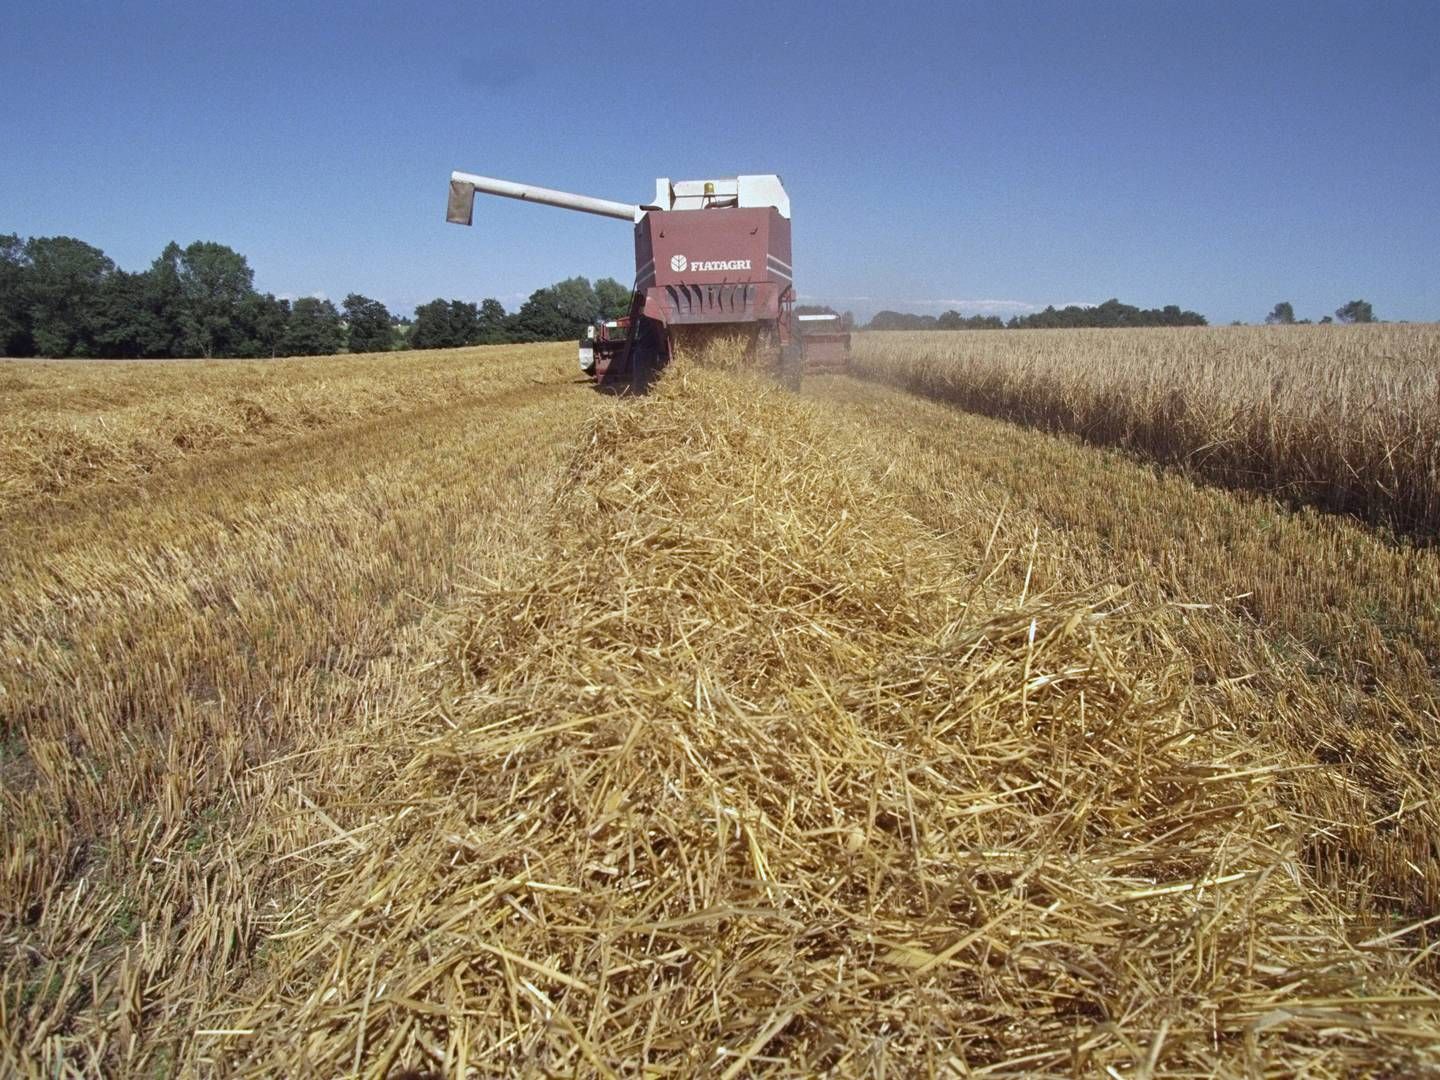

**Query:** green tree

left=476, top=298, right=509, bottom=344
left=411, top=297, right=515, bottom=348
left=282, top=297, right=343, bottom=355
left=508, top=276, right=599, bottom=342
left=90, top=270, right=162, bottom=358
left=1265, top=301, right=1296, bottom=325
left=238, top=293, right=290, bottom=358
left=342, top=293, right=392, bottom=352
left=552, top=276, right=600, bottom=325
left=450, top=300, right=483, bottom=344
left=140, top=243, right=187, bottom=357
left=594, top=277, right=632, bottom=321
left=867, top=310, right=937, bottom=330
left=23, top=236, right=115, bottom=356
left=1335, top=299, right=1375, bottom=324
left=162, top=241, right=256, bottom=357
left=411, top=298, right=510, bottom=349
left=91, top=253, right=189, bottom=359
left=933, top=308, right=1004, bottom=331
left=1006, top=299, right=1206, bottom=330
left=411, top=299, right=458, bottom=349
left=0, top=234, right=33, bottom=355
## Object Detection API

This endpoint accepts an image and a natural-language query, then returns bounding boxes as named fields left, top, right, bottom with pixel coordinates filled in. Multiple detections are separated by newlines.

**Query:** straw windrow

left=220, top=361, right=1440, bottom=1075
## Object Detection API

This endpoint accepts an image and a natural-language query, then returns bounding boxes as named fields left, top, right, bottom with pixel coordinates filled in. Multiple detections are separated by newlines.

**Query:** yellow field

left=855, top=324, right=1440, bottom=536
left=2, top=332, right=1439, bottom=1075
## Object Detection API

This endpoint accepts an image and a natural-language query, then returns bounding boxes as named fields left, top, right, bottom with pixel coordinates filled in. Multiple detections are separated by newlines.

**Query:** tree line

left=864, top=298, right=1207, bottom=332
left=0, top=233, right=632, bottom=359
left=1264, top=300, right=1375, bottom=325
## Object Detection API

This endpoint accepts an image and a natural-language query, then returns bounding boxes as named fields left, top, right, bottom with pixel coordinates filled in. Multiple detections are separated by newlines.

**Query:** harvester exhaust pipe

left=446, top=171, right=644, bottom=226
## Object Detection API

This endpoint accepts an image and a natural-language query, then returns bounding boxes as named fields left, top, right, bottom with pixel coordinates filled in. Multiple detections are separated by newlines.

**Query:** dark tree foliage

left=410, top=299, right=454, bottom=349
left=0, top=234, right=35, bottom=356
left=1266, top=301, right=1297, bottom=325
left=1335, top=299, right=1375, bottom=324
left=476, top=298, right=508, bottom=344
left=141, top=243, right=188, bottom=357
left=867, top=310, right=939, bottom=330
left=166, top=241, right=256, bottom=357
left=594, top=277, right=632, bottom=321
left=409, top=298, right=513, bottom=349
left=239, top=294, right=291, bottom=358
left=508, top=276, right=605, bottom=342
left=0, top=230, right=617, bottom=358
left=283, top=297, right=344, bottom=355
left=865, top=300, right=1206, bottom=331
left=343, top=293, right=393, bottom=352
left=90, top=270, right=158, bottom=358
left=937, top=310, right=1005, bottom=330
left=412, top=299, right=480, bottom=349
left=22, top=236, right=115, bottom=357
left=1006, top=299, right=1207, bottom=329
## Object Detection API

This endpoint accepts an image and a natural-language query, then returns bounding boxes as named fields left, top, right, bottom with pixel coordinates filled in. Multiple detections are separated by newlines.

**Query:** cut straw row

left=214, top=349, right=1440, bottom=1075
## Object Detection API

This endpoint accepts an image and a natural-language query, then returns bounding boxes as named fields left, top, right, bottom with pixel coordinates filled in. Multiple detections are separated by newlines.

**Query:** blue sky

left=2, top=1, right=1436, bottom=324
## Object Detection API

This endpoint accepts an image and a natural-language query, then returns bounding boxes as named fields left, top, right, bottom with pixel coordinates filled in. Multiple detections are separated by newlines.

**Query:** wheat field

left=854, top=324, right=1440, bottom=537
left=3, top=330, right=1439, bottom=1075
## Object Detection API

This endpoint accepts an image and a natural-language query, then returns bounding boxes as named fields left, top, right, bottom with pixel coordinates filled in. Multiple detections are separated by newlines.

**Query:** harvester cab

left=445, top=169, right=850, bottom=390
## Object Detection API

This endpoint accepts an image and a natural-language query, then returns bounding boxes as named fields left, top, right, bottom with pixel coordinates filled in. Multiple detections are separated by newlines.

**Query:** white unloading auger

left=446, top=172, right=646, bottom=227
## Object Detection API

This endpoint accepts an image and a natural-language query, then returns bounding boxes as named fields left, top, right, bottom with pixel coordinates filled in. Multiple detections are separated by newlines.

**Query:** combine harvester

left=446, top=170, right=849, bottom=390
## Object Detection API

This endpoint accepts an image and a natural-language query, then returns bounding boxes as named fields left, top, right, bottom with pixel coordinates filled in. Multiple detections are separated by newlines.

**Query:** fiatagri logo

left=669, top=253, right=752, bottom=273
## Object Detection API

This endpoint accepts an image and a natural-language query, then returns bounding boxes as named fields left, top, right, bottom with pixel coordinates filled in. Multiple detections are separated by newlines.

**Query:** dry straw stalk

left=216, top=355, right=1440, bottom=1075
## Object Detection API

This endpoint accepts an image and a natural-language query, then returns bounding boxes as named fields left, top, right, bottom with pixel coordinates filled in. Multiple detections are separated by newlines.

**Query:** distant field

left=0, top=345, right=575, bottom=512
left=3, top=337, right=1439, bottom=1075
left=855, top=323, right=1440, bottom=537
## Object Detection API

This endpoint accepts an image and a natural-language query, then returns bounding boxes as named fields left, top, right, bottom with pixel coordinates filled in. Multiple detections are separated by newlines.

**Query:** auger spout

left=446, top=172, right=643, bottom=227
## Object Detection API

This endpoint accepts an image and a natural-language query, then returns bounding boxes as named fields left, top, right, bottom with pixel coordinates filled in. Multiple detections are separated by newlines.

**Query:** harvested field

left=0, top=345, right=567, bottom=512
left=853, top=324, right=1440, bottom=538
left=3, top=335, right=1440, bottom=1075
left=0, top=345, right=589, bottom=1073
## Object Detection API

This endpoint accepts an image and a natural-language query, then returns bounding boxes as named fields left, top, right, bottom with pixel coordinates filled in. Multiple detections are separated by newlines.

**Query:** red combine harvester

left=446, top=171, right=849, bottom=390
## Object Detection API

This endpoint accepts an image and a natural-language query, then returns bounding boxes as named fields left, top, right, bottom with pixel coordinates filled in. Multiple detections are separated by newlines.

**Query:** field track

left=3, top=338, right=1439, bottom=1074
